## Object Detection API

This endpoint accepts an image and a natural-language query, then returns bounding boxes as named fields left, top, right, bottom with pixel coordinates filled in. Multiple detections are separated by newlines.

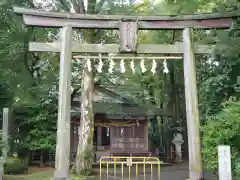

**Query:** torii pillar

left=54, top=26, right=72, bottom=180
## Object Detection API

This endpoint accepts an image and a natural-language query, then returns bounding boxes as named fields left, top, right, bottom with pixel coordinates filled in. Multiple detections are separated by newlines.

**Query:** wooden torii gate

left=13, top=7, right=240, bottom=180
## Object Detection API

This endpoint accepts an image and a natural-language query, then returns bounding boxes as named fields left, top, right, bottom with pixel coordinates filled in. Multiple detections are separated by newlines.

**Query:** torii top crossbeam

left=13, top=6, right=240, bottom=29
left=13, top=7, right=239, bottom=54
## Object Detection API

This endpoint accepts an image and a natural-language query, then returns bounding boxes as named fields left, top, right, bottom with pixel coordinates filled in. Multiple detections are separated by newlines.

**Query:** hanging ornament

left=120, top=59, right=125, bottom=73
left=97, top=54, right=103, bottom=73
left=163, top=59, right=169, bottom=74
left=151, top=59, right=157, bottom=74
left=140, top=58, right=146, bottom=73
left=86, top=58, right=92, bottom=72
left=130, top=59, right=135, bottom=74
left=108, top=58, right=115, bottom=73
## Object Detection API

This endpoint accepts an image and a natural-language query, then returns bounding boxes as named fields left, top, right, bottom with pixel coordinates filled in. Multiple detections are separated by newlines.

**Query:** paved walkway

left=97, top=162, right=214, bottom=180
left=158, top=163, right=213, bottom=180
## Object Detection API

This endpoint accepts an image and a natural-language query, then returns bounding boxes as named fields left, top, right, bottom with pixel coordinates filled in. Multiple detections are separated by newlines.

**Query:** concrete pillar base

left=52, top=178, right=69, bottom=180
left=52, top=170, right=69, bottom=180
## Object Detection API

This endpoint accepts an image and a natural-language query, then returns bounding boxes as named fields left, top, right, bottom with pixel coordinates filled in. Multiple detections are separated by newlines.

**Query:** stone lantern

left=172, top=133, right=184, bottom=163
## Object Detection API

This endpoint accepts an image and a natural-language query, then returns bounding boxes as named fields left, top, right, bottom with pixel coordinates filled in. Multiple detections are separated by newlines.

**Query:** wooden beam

left=183, top=28, right=203, bottom=180
left=73, top=55, right=182, bottom=60
left=29, top=42, right=214, bottom=54
left=21, top=15, right=232, bottom=29
left=139, top=18, right=232, bottom=29
left=144, top=120, right=148, bottom=151
left=137, top=44, right=214, bottom=54
left=54, top=26, right=72, bottom=180
left=14, top=7, right=240, bottom=21
left=29, top=42, right=120, bottom=53
left=119, top=21, right=138, bottom=52
left=13, top=7, right=238, bottom=29
left=22, top=15, right=119, bottom=29
left=97, top=127, right=102, bottom=147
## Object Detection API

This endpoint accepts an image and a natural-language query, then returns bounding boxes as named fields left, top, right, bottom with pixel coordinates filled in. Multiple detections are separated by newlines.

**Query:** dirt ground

left=27, top=166, right=53, bottom=174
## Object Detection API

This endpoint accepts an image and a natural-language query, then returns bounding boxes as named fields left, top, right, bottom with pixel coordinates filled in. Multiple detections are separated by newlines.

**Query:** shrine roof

left=71, top=101, right=169, bottom=117
left=71, top=86, right=169, bottom=117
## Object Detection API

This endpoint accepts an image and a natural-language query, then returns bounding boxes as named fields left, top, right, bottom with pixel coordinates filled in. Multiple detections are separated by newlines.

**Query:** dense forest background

left=1, top=0, right=240, bottom=178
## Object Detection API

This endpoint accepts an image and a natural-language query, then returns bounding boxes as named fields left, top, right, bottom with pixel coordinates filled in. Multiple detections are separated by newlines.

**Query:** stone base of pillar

left=0, top=168, right=3, bottom=180
left=175, top=155, right=183, bottom=163
left=52, top=178, right=69, bottom=180
left=52, top=170, right=69, bottom=180
left=175, top=159, right=184, bottom=163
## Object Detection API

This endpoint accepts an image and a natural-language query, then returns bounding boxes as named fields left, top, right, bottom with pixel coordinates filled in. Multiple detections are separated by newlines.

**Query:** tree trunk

left=75, top=20, right=97, bottom=179
left=75, top=66, right=94, bottom=175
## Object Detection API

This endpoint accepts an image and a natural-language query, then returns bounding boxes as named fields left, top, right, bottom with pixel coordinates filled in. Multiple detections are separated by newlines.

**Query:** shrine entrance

left=13, top=6, right=239, bottom=180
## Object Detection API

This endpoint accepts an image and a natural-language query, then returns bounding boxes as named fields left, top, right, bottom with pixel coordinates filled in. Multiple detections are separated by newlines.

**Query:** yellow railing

left=99, top=156, right=161, bottom=180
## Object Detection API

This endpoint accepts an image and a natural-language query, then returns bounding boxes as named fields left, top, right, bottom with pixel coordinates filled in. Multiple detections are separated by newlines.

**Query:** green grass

left=4, top=170, right=96, bottom=180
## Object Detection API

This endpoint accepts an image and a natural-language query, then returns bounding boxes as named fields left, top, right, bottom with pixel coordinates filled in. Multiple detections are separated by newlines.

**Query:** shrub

left=4, top=157, right=28, bottom=174
left=234, top=159, right=240, bottom=179
left=202, top=100, right=240, bottom=179
left=148, top=128, right=161, bottom=149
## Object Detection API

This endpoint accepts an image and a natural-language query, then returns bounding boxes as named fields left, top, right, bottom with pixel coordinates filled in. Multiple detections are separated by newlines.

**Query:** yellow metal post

left=158, top=162, right=161, bottom=180
left=99, top=156, right=161, bottom=180
left=144, top=157, right=146, bottom=180
left=107, top=163, right=109, bottom=180
left=136, top=164, right=138, bottom=178
left=100, top=159, right=102, bottom=180
left=129, top=162, right=131, bottom=180
left=151, top=163, right=153, bottom=180
left=114, top=158, right=116, bottom=180
left=121, top=162, right=124, bottom=180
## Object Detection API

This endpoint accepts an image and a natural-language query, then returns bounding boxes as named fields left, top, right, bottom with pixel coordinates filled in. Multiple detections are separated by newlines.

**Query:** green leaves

left=202, top=100, right=240, bottom=178
left=13, top=104, right=57, bottom=152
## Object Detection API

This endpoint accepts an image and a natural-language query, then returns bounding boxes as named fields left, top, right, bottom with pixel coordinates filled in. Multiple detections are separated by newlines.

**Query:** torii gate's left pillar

left=54, top=25, right=72, bottom=180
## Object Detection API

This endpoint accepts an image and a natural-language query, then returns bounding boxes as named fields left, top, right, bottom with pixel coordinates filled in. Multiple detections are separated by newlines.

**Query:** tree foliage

left=0, top=0, right=60, bottom=155
left=1, top=0, right=240, bottom=177
left=13, top=103, right=57, bottom=154
left=202, top=99, right=240, bottom=179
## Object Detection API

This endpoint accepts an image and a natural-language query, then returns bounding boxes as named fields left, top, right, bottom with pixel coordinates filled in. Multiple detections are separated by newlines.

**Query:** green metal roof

left=71, top=102, right=169, bottom=117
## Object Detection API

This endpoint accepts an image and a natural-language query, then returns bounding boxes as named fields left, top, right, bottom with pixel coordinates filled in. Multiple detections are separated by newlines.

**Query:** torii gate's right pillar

left=183, top=28, right=203, bottom=180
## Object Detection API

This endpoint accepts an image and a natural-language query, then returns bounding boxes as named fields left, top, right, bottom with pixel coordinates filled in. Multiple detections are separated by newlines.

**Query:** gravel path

left=97, top=162, right=214, bottom=180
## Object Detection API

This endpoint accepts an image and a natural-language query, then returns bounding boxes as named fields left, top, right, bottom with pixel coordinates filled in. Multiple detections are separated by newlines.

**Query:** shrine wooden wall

left=70, top=117, right=149, bottom=154
left=110, top=120, right=148, bottom=152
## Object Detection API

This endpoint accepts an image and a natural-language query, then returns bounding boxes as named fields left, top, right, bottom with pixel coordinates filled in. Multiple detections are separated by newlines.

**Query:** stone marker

left=0, top=108, right=9, bottom=180
left=218, top=145, right=232, bottom=180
